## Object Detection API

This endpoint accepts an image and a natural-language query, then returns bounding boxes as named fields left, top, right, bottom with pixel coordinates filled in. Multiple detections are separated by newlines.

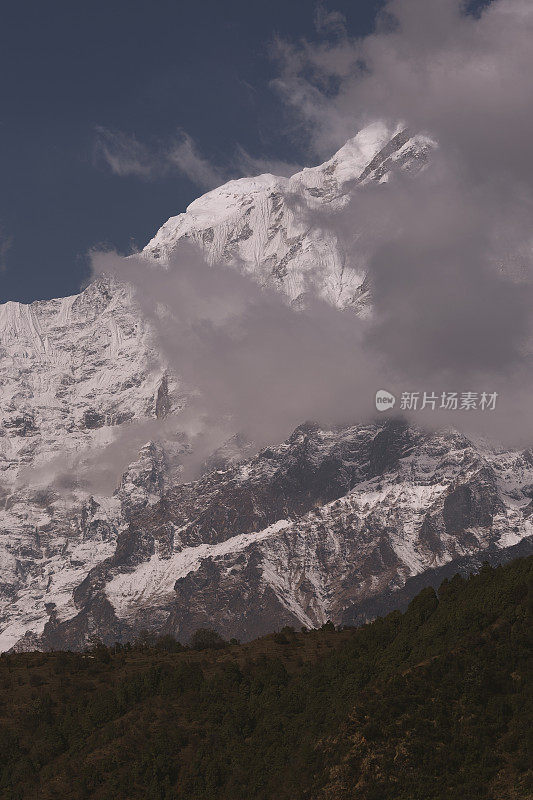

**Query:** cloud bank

left=271, top=0, right=533, bottom=438
left=93, top=244, right=385, bottom=476
left=87, top=0, right=533, bottom=488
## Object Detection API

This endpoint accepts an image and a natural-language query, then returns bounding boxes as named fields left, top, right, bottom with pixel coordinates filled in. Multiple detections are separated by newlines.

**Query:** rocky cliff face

left=18, top=419, right=533, bottom=649
left=1, top=123, right=530, bottom=651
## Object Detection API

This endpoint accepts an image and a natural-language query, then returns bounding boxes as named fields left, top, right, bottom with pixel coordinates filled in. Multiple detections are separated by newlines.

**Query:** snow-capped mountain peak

left=143, top=122, right=435, bottom=309
left=3, top=124, right=528, bottom=654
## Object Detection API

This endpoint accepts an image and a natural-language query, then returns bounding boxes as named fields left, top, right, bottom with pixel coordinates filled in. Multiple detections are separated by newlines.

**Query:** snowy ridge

left=49, top=421, right=533, bottom=646
left=144, top=122, right=434, bottom=309
left=0, top=277, right=177, bottom=650
left=105, top=520, right=291, bottom=619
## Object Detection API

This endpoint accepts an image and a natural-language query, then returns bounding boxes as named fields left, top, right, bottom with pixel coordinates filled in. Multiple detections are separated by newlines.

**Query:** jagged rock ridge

left=16, top=419, right=533, bottom=649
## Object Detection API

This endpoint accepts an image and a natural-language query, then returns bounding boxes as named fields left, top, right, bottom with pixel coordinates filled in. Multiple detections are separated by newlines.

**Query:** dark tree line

left=0, top=556, right=531, bottom=800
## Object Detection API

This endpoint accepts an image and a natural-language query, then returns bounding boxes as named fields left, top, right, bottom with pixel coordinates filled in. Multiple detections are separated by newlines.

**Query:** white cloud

left=314, top=4, right=347, bottom=37
left=94, top=126, right=303, bottom=189
left=94, top=127, right=159, bottom=179
left=167, top=131, right=225, bottom=190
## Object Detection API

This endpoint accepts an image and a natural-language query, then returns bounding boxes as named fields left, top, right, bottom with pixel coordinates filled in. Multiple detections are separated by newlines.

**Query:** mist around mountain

left=1, top=120, right=533, bottom=654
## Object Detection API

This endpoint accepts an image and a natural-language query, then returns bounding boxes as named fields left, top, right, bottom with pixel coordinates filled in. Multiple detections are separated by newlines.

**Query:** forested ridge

left=0, top=556, right=531, bottom=800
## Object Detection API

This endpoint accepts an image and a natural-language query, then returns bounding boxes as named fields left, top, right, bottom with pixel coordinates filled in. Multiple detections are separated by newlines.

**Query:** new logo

left=375, top=389, right=396, bottom=411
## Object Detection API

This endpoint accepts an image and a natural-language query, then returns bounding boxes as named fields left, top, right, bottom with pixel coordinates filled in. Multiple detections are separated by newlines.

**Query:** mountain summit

left=144, top=122, right=433, bottom=309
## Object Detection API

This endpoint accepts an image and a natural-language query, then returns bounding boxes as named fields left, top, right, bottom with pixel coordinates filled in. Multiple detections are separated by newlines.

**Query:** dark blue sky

left=0, top=0, right=385, bottom=303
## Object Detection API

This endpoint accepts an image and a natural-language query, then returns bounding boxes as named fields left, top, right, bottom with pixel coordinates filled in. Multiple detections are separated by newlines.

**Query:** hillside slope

left=0, top=555, right=530, bottom=800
